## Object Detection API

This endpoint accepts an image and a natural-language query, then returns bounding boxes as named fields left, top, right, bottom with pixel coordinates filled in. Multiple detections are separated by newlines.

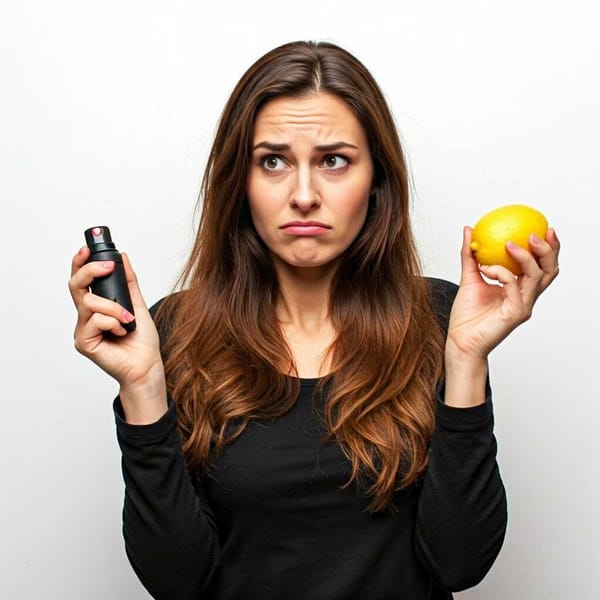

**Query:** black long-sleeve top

left=114, top=278, right=507, bottom=599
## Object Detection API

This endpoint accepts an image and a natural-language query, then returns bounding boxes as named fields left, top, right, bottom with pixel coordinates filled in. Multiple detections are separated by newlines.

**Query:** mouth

left=279, top=221, right=332, bottom=236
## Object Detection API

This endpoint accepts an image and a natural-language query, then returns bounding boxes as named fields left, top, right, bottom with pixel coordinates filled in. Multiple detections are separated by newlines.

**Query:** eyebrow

left=252, top=141, right=359, bottom=152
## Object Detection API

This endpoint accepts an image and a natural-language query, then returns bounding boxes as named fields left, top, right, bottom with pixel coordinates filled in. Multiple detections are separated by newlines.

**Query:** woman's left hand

left=446, top=226, right=560, bottom=362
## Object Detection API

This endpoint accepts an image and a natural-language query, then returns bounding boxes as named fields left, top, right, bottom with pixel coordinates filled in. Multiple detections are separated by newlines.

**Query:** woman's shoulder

left=425, top=277, right=459, bottom=305
left=424, top=277, right=459, bottom=337
left=148, top=291, right=187, bottom=348
left=149, top=291, right=184, bottom=319
left=149, top=295, right=172, bottom=318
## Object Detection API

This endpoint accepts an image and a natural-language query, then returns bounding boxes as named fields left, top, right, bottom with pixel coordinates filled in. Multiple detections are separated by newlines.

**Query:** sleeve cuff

left=435, top=379, right=494, bottom=431
left=113, top=394, right=177, bottom=444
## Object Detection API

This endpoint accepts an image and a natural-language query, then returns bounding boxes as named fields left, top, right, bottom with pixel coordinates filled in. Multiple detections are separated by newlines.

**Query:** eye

left=320, top=155, right=349, bottom=171
left=261, top=155, right=287, bottom=172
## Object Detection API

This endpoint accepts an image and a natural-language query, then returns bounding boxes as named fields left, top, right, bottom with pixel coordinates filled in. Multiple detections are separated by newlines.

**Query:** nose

left=290, top=166, right=320, bottom=212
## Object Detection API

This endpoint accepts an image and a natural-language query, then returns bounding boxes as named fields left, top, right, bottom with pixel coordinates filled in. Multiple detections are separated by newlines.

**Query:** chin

left=277, top=252, right=341, bottom=272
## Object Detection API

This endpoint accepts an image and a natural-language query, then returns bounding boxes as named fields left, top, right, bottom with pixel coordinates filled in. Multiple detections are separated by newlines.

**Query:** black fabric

left=114, top=278, right=507, bottom=599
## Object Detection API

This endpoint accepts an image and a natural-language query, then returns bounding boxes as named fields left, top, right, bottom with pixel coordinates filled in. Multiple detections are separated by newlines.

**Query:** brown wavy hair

left=157, top=41, right=444, bottom=511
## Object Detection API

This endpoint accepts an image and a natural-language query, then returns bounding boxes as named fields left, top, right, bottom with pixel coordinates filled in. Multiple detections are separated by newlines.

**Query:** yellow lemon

left=470, top=205, right=548, bottom=275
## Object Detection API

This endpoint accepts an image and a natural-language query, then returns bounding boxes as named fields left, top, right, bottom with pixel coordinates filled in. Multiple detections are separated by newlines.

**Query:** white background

left=2, top=1, right=599, bottom=598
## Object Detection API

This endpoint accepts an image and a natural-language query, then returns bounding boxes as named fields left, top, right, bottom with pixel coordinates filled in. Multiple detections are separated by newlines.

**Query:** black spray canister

left=84, top=226, right=136, bottom=332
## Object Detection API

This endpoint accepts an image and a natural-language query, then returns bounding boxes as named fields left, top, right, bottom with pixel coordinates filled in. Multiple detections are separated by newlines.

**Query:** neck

left=274, top=260, right=335, bottom=333
left=272, top=258, right=339, bottom=378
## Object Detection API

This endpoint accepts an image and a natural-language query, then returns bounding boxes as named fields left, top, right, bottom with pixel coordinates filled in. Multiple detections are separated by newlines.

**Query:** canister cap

left=84, top=226, right=116, bottom=252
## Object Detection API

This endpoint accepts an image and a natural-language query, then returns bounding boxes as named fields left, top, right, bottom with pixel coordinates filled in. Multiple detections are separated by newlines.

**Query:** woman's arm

left=115, top=398, right=220, bottom=600
left=69, top=249, right=221, bottom=598
left=416, top=279, right=506, bottom=590
left=415, top=228, right=559, bottom=590
left=69, top=246, right=168, bottom=423
left=414, top=383, right=507, bottom=591
left=444, top=226, right=560, bottom=409
left=115, top=298, right=221, bottom=599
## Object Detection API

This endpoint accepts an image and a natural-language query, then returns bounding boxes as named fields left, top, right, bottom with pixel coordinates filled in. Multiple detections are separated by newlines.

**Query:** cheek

left=334, top=185, right=371, bottom=233
left=332, top=165, right=373, bottom=226
left=247, top=181, right=277, bottom=237
left=349, top=203, right=369, bottom=239
left=246, top=176, right=264, bottom=223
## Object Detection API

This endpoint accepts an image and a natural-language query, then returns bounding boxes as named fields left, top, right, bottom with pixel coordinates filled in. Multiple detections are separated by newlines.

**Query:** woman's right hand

left=69, top=246, right=168, bottom=423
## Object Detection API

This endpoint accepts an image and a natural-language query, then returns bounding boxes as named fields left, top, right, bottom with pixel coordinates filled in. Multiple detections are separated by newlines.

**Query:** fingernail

left=506, top=240, right=517, bottom=249
left=78, top=246, right=86, bottom=255
left=122, top=310, right=135, bottom=323
left=102, top=261, right=114, bottom=269
left=529, top=234, right=542, bottom=245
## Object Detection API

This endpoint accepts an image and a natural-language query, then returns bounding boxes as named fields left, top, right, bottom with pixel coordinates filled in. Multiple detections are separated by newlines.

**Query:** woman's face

left=247, top=93, right=373, bottom=274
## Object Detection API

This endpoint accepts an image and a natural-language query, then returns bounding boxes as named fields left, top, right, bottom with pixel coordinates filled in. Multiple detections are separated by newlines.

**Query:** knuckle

left=73, top=336, right=85, bottom=354
left=89, top=312, right=105, bottom=327
left=80, top=291, right=94, bottom=309
left=91, top=312, right=118, bottom=330
left=68, top=276, right=83, bottom=296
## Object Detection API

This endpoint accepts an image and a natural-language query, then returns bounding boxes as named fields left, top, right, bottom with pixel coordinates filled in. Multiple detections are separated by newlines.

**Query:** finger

left=68, top=260, right=116, bottom=305
left=528, top=233, right=560, bottom=288
left=504, top=241, right=544, bottom=304
left=547, top=227, right=561, bottom=253
left=77, top=291, right=136, bottom=329
left=460, top=226, right=485, bottom=286
left=74, top=313, right=128, bottom=355
left=479, top=264, right=528, bottom=320
left=121, top=253, right=148, bottom=313
left=505, top=240, right=542, bottom=277
left=70, top=246, right=91, bottom=277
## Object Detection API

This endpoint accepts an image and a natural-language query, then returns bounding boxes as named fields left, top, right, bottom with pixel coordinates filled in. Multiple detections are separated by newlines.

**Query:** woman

left=69, top=41, right=560, bottom=599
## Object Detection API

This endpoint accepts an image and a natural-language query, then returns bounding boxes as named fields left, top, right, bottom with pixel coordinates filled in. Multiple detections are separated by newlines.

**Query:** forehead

left=253, top=93, right=366, bottom=142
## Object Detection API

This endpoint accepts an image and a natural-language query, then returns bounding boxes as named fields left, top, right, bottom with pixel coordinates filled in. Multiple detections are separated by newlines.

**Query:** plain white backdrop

left=2, top=1, right=599, bottom=598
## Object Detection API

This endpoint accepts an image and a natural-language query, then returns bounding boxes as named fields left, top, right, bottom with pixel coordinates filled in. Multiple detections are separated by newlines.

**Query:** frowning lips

left=279, top=221, right=332, bottom=236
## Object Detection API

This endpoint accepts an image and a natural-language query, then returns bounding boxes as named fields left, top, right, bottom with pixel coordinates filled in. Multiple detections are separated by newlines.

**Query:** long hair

left=157, top=41, right=444, bottom=511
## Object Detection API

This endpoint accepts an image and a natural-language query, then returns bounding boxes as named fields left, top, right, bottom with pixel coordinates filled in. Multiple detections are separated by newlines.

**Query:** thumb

left=459, top=226, right=483, bottom=286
